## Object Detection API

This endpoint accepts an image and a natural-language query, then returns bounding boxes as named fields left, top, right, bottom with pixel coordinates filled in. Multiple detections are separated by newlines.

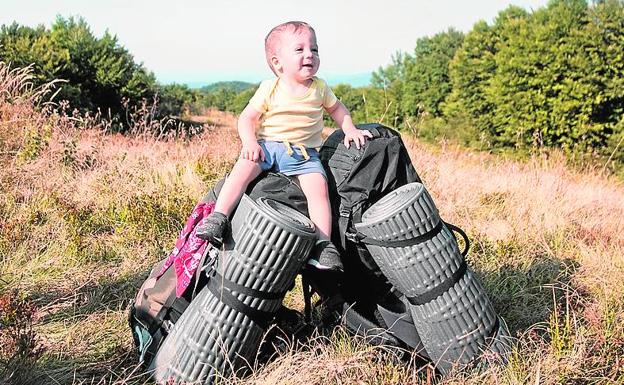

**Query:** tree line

left=2, top=1, right=623, bottom=165
left=0, top=17, right=155, bottom=123
left=0, top=16, right=255, bottom=130
left=351, top=0, right=624, bottom=164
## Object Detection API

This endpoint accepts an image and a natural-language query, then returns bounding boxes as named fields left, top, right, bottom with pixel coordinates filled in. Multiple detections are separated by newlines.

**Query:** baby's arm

left=326, top=101, right=372, bottom=149
left=237, top=104, right=265, bottom=162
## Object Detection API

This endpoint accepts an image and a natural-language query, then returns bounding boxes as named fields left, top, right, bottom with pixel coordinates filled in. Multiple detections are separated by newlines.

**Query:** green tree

left=488, top=0, right=588, bottom=148
left=49, top=16, right=156, bottom=115
left=0, top=23, right=69, bottom=85
left=444, top=6, right=529, bottom=144
left=571, top=0, right=624, bottom=158
left=1, top=16, right=158, bottom=128
left=371, top=52, right=406, bottom=125
left=327, top=84, right=392, bottom=126
left=230, top=85, right=259, bottom=115
left=400, top=28, right=464, bottom=117
left=157, top=83, right=196, bottom=117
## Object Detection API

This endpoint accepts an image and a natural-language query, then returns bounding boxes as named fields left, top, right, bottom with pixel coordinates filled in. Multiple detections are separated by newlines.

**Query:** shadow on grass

left=475, top=255, right=578, bottom=335
left=18, top=245, right=578, bottom=384
left=32, top=266, right=151, bottom=325
left=16, top=268, right=155, bottom=385
left=24, top=345, right=151, bottom=385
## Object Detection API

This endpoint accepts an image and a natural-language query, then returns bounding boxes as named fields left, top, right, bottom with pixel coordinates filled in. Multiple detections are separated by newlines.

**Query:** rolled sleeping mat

left=354, top=182, right=511, bottom=374
left=150, top=195, right=316, bottom=384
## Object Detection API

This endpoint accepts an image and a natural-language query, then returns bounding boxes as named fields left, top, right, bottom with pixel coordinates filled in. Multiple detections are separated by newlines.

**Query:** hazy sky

left=2, top=0, right=549, bottom=85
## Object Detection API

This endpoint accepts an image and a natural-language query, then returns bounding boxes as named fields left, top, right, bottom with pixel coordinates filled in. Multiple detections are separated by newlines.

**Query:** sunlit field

left=1, top=64, right=622, bottom=385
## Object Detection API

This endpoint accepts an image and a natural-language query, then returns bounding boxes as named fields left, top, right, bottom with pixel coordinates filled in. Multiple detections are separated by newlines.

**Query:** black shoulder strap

left=148, top=287, right=178, bottom=335
left=337, top=203, right=352, bottom=250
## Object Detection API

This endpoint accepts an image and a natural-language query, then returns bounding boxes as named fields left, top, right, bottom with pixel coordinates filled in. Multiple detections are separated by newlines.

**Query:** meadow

left=1, top=64, right=623, bottom=385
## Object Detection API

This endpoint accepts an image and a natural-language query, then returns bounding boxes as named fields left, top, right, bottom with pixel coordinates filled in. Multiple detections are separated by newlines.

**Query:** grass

left=1, top=62, right=623, bottom=384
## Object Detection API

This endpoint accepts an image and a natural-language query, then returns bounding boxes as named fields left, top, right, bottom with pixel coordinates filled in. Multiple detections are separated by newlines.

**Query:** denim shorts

left=258, top=140, right=326, bottom=178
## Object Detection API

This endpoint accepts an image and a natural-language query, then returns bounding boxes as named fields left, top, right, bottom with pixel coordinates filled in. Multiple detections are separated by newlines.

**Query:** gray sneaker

left=307, top=240, right=343, bottom=272
left=195, top=212, right=229, bottom=244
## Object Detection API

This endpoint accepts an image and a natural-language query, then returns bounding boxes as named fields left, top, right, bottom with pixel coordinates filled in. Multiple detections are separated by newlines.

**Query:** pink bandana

left=158, top=201, right=216, bottom=297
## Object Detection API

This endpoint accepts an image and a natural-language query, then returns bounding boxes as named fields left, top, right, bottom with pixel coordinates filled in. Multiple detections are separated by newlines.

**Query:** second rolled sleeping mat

left=354, top=182, right=513, bottom=374
left=150, top=195, right=316, bottom=384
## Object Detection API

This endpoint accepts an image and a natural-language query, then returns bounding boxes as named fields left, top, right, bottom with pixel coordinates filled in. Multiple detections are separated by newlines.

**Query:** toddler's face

left=274, top=28, right=319, bottom=82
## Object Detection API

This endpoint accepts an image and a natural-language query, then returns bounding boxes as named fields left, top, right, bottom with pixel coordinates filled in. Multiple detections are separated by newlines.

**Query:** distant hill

left=200, top=81, right=255, bottom=93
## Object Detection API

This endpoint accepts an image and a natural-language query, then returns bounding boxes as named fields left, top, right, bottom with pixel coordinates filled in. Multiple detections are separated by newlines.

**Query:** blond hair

left=264, top=21, right=316, bottom=75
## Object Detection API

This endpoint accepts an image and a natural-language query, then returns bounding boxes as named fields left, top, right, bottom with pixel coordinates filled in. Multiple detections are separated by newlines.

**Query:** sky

left=1, top=0, right=549, bottom=87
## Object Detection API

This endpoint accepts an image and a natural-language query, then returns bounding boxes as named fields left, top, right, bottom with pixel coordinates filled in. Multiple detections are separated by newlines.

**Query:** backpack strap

left=405, top=259, right=468, bottom=306
left=206, top=272, right=287, bottom=329
left=337, top=203, right=352, bottom=250
left=191, top=243, right=219, bottom=299
left=444, top=222, right=470, bottom=257
left=351, top=220, right=472, bottom=307
left=350, top=220, right=470, bottom=257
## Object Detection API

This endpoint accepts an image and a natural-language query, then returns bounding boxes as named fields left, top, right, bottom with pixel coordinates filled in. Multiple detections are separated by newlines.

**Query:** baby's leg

left=196, top=159, right=262, bottom=243
left=296, top=172, right=331, bottom=239
left=297, top=172, right=342, bottom=271
left=215, top=158, right=263, bottom=215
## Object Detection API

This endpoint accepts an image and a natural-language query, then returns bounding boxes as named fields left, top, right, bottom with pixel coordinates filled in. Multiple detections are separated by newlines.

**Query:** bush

left=1, top=16, right=157, bottom=129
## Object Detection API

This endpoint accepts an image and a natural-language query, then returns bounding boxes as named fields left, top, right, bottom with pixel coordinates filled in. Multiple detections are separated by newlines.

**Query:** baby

left=197, top=21, right=371, bottom=271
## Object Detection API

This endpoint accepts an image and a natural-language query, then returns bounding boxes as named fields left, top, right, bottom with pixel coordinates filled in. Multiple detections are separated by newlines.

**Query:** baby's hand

left=240, top=141, right=265, bottom=162
left=343, top=128, right=373, bottom=150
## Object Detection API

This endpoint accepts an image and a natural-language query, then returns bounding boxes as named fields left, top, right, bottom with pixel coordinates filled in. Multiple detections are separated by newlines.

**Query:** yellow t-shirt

left=248, top=76, right=338, bottom=148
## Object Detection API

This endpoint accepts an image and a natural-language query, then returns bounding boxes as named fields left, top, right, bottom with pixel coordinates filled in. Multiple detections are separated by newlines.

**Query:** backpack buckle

left=163, top=319, right=174, bottom=333
left=345, top=231, right=362, bottom=243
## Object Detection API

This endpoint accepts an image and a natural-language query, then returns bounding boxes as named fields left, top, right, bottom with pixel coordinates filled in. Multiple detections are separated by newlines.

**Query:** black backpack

left=320, top=123, right=422, bottom=250
left=318, top=123, right=426, bottom=350
left=129, top=123, right=429, bottom=365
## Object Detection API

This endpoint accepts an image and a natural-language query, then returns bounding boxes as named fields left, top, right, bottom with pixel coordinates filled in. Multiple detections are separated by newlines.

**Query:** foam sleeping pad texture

left=355, top=182, right=511, bottom=374
left=150, top=195, right=316, bottom=384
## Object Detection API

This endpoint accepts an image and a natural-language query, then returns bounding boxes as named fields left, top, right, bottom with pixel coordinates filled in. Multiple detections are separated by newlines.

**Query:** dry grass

left=1, top=62, right=623, bottom=384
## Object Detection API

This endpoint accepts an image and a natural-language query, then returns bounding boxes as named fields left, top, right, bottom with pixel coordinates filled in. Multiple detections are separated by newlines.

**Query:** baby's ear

left=270, top=56, right=281, bottom=72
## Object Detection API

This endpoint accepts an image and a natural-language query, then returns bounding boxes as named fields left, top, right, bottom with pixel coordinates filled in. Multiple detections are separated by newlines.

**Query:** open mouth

left=302, top=64, right=313, bottom=68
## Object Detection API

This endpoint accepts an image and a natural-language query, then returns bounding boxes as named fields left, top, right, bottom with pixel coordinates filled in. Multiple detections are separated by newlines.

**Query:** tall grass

left=1, top=62, right=623, bottom=384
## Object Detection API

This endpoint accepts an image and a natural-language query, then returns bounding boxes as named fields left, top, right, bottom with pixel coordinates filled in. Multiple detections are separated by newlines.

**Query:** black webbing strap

left=191, top=245, right=211, bottom=300
left=445, top=222, right=471, bottom=257
left=490, top=317, right=500, bottom=340
left=406, top=260, right=468, bottom=306
left=301, top=272, right=313, bottom=323
left=206, top=276, right=277, bottom=329
left=337, top=204, right=352, bottom=250
left=355, top=220, right=444, bottom=248
left=211, top=272, right=287, bottom=300
left=148, top=287, right=178, bottom=335
left=353, top=220, right=470, bottom=257
left=145, top=327, right=164, bottom=363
